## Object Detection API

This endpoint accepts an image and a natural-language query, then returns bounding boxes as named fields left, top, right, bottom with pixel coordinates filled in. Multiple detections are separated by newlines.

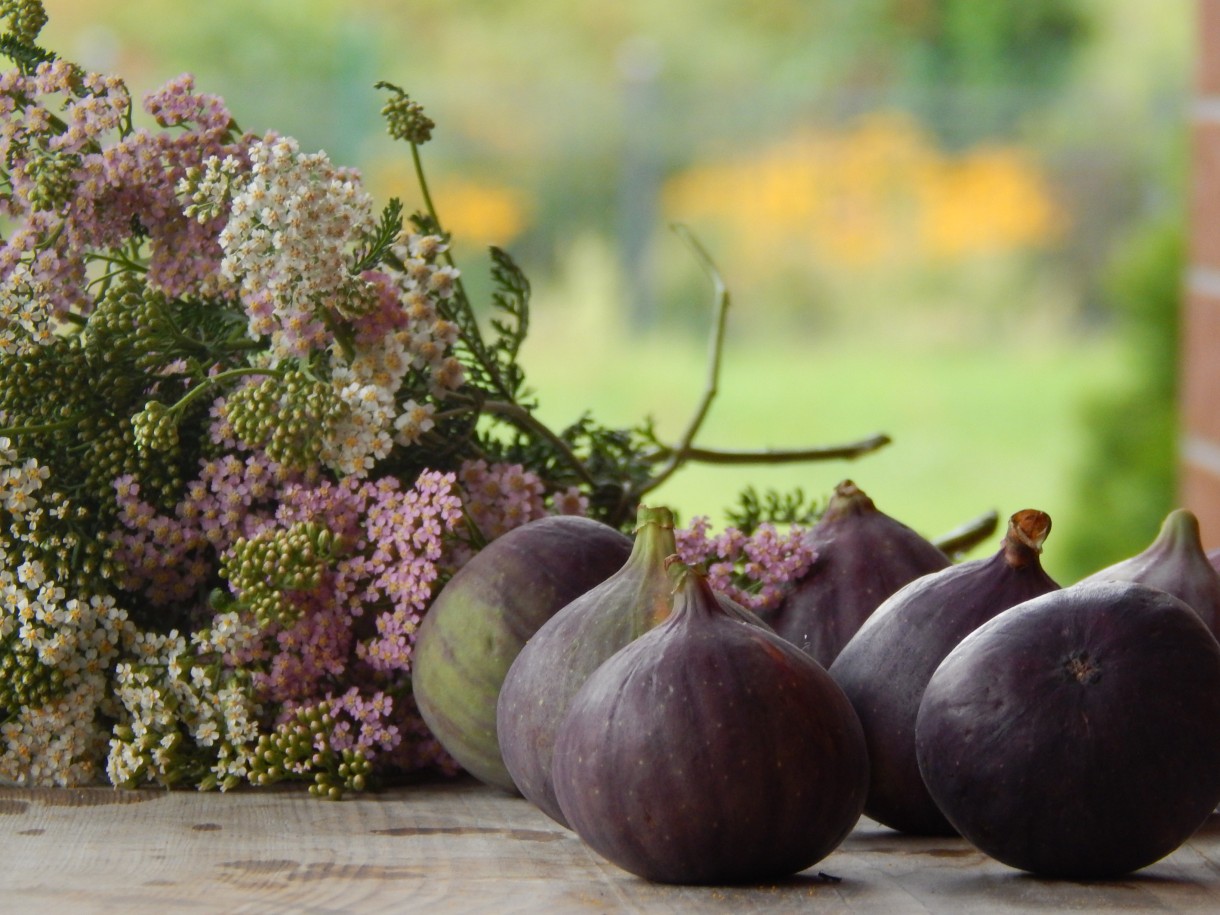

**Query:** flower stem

left=165, top=365, right=283, bottom=416
left=411, top=141, right=467, bottom=295
left=409, top=141, right=514, bottom=400
left=0, top=414, right=87, bottom=437
left=480, top=399, right=598, bottom=489
left=88, top=251, right=148, bottom=274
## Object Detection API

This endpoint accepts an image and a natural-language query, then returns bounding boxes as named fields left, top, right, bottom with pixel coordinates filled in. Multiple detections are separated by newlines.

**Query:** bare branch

left=636, top=225, right=730, bottom=498
left=647, top=433, right=892, bottom=466
left=480, top=399, right=599, bottom=489
left=933, top=509, right=1000, bottom=559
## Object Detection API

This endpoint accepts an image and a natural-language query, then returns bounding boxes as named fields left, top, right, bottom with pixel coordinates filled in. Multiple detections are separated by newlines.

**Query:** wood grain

left=1, top=777, right=1218, bottom=913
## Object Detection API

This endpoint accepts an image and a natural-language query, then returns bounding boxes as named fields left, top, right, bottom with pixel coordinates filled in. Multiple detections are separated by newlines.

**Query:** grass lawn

left=519, top=314, right=1129, bottom=585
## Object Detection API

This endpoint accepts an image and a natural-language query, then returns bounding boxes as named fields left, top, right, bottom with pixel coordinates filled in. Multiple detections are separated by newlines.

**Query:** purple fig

left=498, top=505, right=768, bottom=826
left=1080, top=508, right=1220, bottom=639
left=498, top=506, right=688, bottom=825
left=551, top=562, right=868, bottom=885
left=412, top=515, right=631, bottom=791
left=916, top=581, right=1220, bottom=878
left=763, top=480, right=950, bottom=666
left=828, top=509, right=1059, bottom=835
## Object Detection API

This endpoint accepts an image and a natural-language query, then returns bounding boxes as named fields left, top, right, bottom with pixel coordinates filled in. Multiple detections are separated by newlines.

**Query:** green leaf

left=725, top=486, right=823, bottom=534
left=350, top=197, right=404, bottom=275
left=487, top=245, right=530, bottom=400
left=0, top=34, right=55, bottom=75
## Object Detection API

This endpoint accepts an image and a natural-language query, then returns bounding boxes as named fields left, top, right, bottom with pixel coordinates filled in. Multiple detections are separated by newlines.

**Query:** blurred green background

left=40, top=0, right=1189, bottom=582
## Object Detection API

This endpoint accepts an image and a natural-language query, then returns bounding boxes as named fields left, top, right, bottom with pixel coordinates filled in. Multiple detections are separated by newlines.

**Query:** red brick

left=1185, top=1, right=1220, bottom=546
left=1200, top=0, right=1220, bottom=96
left=1189, top=123, right=1220, bottom=268
left=1180, top=289, right=1220, bottom=443
left=1179, top=463, right=1220, bottom=549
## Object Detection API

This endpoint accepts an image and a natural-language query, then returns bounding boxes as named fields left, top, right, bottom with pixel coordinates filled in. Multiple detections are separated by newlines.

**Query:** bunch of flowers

left=0, top=4, right=888, bottom=794
left=675, top=516, right=817, bottom=613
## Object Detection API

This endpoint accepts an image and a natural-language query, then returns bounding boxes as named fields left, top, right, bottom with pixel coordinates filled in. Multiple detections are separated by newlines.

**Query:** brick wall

left=1183, top=0, right=1220, bottom=548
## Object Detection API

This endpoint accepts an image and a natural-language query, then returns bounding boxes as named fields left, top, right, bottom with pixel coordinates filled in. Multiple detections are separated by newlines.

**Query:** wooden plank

left=1, top=777, right=1219, bottom=913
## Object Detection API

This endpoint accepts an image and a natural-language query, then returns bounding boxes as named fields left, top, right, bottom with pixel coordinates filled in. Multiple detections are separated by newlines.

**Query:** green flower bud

left=377, top=82, right=434, bottom=145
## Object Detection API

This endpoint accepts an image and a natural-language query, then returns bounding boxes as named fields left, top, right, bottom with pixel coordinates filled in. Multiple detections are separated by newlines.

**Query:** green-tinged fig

left=828, top=509, right=1058, bottom=835
left=551, top=562, right=868, bottom=885
left=412, top=515, right=631, bottom=791
left=762, top=480, right=950, bottom=666
left=497, top=505, right=767, bottom=826
left=1081, top=508, right=1220, bottom=638
left=916, top=581, right=1220, bottom=878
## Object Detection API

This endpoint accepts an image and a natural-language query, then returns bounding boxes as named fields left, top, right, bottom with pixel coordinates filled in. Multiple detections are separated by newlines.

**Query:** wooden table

left=2, top=776, right=1219, bottom=913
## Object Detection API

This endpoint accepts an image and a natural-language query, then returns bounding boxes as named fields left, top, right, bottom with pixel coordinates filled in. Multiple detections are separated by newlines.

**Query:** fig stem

left=1003, top=509, right=1052, bottom=567
left=663, top=554, right=697, bottom=592
left=632, top=504, right=675, bottom=535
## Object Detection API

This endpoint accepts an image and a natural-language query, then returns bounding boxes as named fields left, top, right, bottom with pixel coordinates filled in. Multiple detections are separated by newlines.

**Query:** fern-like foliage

left=486, top=245, right=530, bottom=402
left=725, top=485, right=823, bottom=534
left=350, top=197, right=403, bottom=275
left=0, top=32, right=51, bottom=73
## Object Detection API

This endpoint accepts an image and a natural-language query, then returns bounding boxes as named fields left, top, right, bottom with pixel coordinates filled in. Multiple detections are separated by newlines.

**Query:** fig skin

left=551, top=564, right=868, bottom=885
left=498, top=506, right=768, bottom=826
left=497, top=505, right=679, bottom=825
left=411, top=515, right=631, bottom=791
left=1080, top=508, right=1220, bottom=639
left=828, top=509, right=1058, bottom=835
left=763, top=480, right=950, bottom=667
left=916, top=580, right=1220, bottom=879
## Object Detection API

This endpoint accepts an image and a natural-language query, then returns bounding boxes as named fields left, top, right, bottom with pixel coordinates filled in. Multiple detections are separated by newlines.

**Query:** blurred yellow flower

left=370, top=161, right=531, bottom=247
left=662, top=112, right=1064, bottom=270
left=429, top=177, right=531, bottom=247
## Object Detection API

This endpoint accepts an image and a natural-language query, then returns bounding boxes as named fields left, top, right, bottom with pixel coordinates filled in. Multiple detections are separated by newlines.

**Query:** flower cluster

left=0, top=6, right=829, bottom=795
left=98, top=463, right=467, bottom=791
left=185, top=135, right=374, bottom=358
left=106, top=628, right=260, bottom=791
left=458, top=458, right=548, bottom=541
left=0, top=1, right=46, bottom=45
left=676, top=517, right=817, bottom=612
left=196, top=220, right=465, bottom=477
left=0, top=262, right=54, bottom=353
left=0, top=438, right=131, bottom=786
left=0, top=28, right=485, bottom=786
left=0, top=59, right=244, bottom=327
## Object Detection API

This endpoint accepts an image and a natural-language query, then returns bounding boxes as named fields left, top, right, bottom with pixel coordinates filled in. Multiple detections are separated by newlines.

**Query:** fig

left=762, top=480, right=950, bottom=666
left=551, top=562, right=868, bottom=885
left=411, top=515, right=631, bottom=791
left=1080, top=508, right=1220, bottom=639
left=916, top=581, right=1220, bottom=878
left=498, top=505, right=706, bottom=825
left=828, top=509, right=1059, bottom=835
